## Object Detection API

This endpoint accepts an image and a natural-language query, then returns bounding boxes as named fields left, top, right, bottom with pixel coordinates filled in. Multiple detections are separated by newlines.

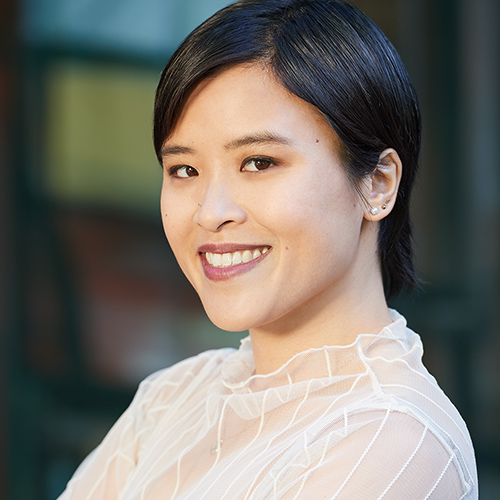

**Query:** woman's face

left=160, top=64, right=372, bottom=333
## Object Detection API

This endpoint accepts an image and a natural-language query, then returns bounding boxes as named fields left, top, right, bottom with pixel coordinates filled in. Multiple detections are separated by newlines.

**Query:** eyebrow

left=160, top=132, right=293, bottom=159
left=223, top=132, right=293, bottom=150
left=160, top=144, right=195, bottom=158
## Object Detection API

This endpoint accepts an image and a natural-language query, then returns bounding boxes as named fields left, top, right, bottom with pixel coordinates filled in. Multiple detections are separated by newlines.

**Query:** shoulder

left=141, top=346, right=236, bottom=385
left=286, top=406, right=477, bottom=499
left=115, top=346, right=236, bottom=438
left=134, top=346, right=236, bottom=406
left=262, top=405, right=476, bottom=499
left=358, top=315, right=476, bottom=478
left=346, top=407, right=477, bottom=498
left=355, top=315, right=478, bottom=497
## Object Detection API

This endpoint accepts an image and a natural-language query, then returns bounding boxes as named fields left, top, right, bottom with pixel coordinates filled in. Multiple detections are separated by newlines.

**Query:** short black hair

left=153, top=0, right=422, bottom=298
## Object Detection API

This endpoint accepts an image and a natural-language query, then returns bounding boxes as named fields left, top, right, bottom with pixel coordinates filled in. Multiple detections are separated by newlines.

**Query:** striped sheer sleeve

left=57, top=372, right=164, bottom=500
left=57, top=348, right=234, bottom=500
left=276, top=408, right=473, bottom=499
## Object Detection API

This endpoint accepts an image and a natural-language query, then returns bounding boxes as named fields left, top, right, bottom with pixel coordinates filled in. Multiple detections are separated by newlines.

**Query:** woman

left=60, top=0, right=478, bottom=498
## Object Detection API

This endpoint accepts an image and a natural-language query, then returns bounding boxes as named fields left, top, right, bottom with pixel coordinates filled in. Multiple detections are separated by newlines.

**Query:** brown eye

left=242, top=157, right=274, bottom=172
left=170, top=165, right=199, bottom=178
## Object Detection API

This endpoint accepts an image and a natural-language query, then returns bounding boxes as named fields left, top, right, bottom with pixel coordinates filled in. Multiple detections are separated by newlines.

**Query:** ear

left=364, top=148, right=402, bottom=221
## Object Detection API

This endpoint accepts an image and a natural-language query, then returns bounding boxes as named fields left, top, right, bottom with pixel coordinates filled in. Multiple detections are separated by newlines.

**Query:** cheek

left=264, top=174, right=339, bottom=224
left=267, top=175, right=362, bottom=249
left=160, top=192, right=190, bottom=250
left=161, top=212, right=196, bottom=287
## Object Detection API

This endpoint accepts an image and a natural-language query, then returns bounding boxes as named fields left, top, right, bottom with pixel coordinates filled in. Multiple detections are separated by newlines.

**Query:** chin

left=202, top=300, right=267, bottom=333
left=197, top=292, right=262, bottom=333
left=205, top=310, right=251, bottom=334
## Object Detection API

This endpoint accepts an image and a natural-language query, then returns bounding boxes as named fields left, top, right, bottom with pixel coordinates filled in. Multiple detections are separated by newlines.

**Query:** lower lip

left=200, top=251, right=270, bottom=282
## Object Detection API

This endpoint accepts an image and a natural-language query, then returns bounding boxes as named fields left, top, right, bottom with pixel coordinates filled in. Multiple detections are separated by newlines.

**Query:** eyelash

left=167, top=156, right=278, bottom=178
left=168, top=165, right=198, bottom=178
left=241, top=156, right=277, bottom=172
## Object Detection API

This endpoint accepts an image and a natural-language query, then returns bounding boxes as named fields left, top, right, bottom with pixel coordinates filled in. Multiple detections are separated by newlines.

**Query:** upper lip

left=198, top=243, right=270, bottom=254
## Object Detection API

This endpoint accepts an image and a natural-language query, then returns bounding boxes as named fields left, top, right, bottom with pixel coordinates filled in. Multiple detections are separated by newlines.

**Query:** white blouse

left=59, top=311, right=477, bottom=499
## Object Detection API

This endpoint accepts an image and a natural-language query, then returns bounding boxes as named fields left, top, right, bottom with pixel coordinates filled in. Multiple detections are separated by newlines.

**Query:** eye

left=241, top=157, right=275, bottom=172
left=169, top=165, right=199, bottom=178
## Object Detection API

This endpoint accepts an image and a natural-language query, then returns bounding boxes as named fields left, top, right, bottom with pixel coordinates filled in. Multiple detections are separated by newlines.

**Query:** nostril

left=216, top=219, right=234, bottom=230
left=193, top=189, right=247, bottom=231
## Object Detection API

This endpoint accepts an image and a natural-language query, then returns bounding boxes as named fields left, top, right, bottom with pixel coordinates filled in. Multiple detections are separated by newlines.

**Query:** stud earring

left=381, top=198, right=391, bottom=210
left=369, top=207, right=379, bottom=216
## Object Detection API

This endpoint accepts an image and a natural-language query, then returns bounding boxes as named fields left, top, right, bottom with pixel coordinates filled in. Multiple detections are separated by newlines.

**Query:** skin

left=160, top=64, right=401, bottom=374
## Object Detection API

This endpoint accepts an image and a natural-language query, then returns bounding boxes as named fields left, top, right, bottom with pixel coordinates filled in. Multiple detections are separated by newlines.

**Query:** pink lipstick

left=198, top=244, right=271, bottom=281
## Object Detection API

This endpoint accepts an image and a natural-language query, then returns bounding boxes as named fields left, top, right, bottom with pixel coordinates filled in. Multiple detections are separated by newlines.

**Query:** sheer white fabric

left=59, top=311, right=477, bottom=499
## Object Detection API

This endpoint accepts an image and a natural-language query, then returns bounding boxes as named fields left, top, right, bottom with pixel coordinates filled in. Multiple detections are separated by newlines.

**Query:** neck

left=249, top=290, right=392, bottom=375
left=249, top=239, right=392, bottom=375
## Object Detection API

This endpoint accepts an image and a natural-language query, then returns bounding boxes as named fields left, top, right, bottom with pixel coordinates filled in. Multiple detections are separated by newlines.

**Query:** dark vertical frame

left=1, top=0, right=19, bottom=497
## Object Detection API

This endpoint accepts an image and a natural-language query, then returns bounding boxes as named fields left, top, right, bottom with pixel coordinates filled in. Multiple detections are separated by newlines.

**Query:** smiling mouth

left=204, top=247, right=270, bottom=268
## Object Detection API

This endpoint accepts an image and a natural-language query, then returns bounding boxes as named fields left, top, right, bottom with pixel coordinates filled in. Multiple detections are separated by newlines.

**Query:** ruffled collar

left=222, top=310, right=409, bottom=390
left=205, top=310, right=416, bottom=420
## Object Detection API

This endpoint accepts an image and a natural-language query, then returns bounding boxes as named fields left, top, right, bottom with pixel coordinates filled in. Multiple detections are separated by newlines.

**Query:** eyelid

left=167, top=165, right=198, bottom=178
left=167, top=165, right=182, bottom=176
left=241, top=155, right=278, bottom=172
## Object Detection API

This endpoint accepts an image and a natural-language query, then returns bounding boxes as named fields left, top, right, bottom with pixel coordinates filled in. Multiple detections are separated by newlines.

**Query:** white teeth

left=222, top=253, right=232, bottom=266
left=232, top=252, right=242, bottom=265
left=212, top=253, right=222, bottom=267
left=204, top=247, right=270, bottom=268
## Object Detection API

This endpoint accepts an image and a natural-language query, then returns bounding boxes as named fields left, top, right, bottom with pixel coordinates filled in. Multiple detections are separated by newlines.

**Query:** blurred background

left=0, top=0, right=498, bottom=498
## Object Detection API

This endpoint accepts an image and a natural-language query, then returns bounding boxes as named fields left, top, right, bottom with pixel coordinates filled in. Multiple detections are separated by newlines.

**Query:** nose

left=193, top=181, right=246, bottom=231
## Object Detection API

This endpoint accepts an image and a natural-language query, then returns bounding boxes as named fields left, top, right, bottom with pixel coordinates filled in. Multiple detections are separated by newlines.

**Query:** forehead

left=166, top=64, right=337, bottom=149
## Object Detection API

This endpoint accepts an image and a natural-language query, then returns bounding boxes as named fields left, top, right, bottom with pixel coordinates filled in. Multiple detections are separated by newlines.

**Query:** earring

left=369, top=207, right=379, bottom=216
left=381, top=198, right=391, bottom=210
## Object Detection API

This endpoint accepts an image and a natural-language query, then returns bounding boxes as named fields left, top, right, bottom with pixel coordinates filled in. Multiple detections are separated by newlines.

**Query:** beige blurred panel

left=45, top=60, right=161, bottom=214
